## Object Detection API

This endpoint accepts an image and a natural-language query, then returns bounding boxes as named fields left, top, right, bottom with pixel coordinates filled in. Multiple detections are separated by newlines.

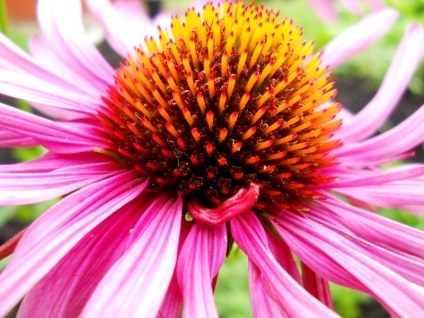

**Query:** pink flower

left=0, top=0, right=424, bottom=317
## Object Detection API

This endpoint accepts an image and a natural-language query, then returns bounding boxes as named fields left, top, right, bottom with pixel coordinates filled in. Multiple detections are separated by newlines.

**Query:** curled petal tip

left=187, top=183, right=260, bottom=225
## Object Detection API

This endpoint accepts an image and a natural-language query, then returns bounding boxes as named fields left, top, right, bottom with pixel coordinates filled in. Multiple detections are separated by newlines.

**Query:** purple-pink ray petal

left=0, top=103, right=102, bottom=153
left=315, top=165, right=424, bottom=189
left=36, top=0, right=113, bottom=92
left=334, top=182, right=424, bottom=209
left=157, top=219, right=192, bottom=318
left=0, top=152, right=106, bottom=173
left=321, top=8, right=398, bottom=69
left=0, top=69, right=99, bottom=119
left=335, top=105, right=424, bottom=162
left=85, top=0, right=152, bottom=56
left=304, top=207, right=424, bottom=286
left=0, top=161, right=120, bottom=205
left=81, top=193, right=182, bottom=317
left=336, top=23, right=424, bottom=142
left=0, top=130, right=37, bottom=148
left=301, top=262, right=333, bottom=309
left=266, top=231, right=302, bottom=284
left=248, top=261, right=285, bottom=318
left=17, top=196, right=149, bottom=318
left=177, top=222, right=227, bottom=318
left=275, top=213, right=424, bottom=317
left=0, top=33, right=88, bottom=95
left=157, top=274, right=183, bottom=318
left=230, top=211, right=340, bottom=317
left=306, top=0, right=338, bottom=21
left=0, top=172, right=147, bottom=317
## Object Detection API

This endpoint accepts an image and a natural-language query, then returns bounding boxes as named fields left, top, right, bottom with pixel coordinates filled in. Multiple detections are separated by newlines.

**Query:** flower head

left=100, top=1, right=340, bottom=223
left=0, top=0, right=424, bottom=317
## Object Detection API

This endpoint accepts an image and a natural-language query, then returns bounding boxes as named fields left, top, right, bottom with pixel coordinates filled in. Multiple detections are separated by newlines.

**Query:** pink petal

left=0, top=161, right=119, bottom=205
left=0, top=103, right=102, bottom=153
left=334, top=181, right=424, bottom=209
left=0, top=152, right=106, bottom=173
left=85, top=0, right=154, bottom=56
left=157, top=219, right=193, bottom=318
left=309, top=210, right=424, bottom=287
left=275, top=213, right=424, bottom=317
left=266, top=231, right=302, bottom=284
left=334, top=105, right=424, bottom=163
left=336, top=23, right=424, bottom=143
left=248, top=261, right=285, bottom=318
left=315, top=165, right=424, bottom=189
left=306, top=0, right=338, bottom=21
left=340, top=0, right=363, bottom=14
left=0, top=33, right=87, bottom=94
left=157, top=274, right=183, bottom=318
left=230, top=212, right=340, bottom=317
left=301, top=262, right=333, bottom=309
left=177, top=222, right=227, bottom=318
left=316, top=197, right=424, bottom=259
left=36, top=0, right=113, bottom=92
left=82, top=193, right=182, bottom=317
left=18, top=195, right=147, bottom=317
left=366, top=0, right=384, bottom=10
left=0, top=69, right=98, bottom=119
left=0, top=130, right=37, bottom=148
left=0, top=172, right=147, bottom=317
left=321, top=8, right=399, bottom=69
left=187, top=183, right=259, bottom=225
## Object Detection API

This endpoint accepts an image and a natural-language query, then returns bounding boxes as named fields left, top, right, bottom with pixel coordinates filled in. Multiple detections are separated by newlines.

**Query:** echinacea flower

left=1, top=0, right=424, bottom=316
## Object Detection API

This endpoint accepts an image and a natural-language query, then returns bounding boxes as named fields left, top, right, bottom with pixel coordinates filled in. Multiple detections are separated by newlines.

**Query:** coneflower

left=0, top=0, right=423, bottom=317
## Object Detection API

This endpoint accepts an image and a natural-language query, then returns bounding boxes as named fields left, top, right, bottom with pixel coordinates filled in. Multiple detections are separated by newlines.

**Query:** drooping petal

left=304, top=207, right=424, bottom=286
left=157, top=219, right=192, bottom=318
left=314, top=165, right=424, bottom=189
left=334, top=105, right=424, bottom=164
left=336, top=23, right=424, bottom=142
left=0, top=130, right=37, bottom=148
left=230, top=211, right=340, bottom=317
left=0, top=69, right=99, bottom=119
left=0, top=152, right=106, bottom=173
left=321, top=8, right=398, bottom=69
left=0, top=161, right=120, bottom=205
left=0, top=172, right=147, bottom=317
left=85, top=0, right=153, bottom=56
left=301, top=262, right=333, bottom=309
left=339, top=0, right=362, bottom=14
left=177, top=222, right=227, bottom=318
left=0, top=33, right=87, bottom=94
left=157, top=275, right=183, bottom=318
left=0, top=103, right=103, bottom=153
left=313, top=197, right=424, bottom=259
left=18, top=195, right=150, bottom=317
left=266, top=231, right=302, bottom=284
left=334, top=182, right=424, bottom=209
left=275, top=213, right=424, bottom=317
left=248, top=261, right=285, bottom=318
left=36, top=0, right=113, bottom=92
left=81, top=193, right=182, bottom=317
left=306, top=0, right=338, bottom=21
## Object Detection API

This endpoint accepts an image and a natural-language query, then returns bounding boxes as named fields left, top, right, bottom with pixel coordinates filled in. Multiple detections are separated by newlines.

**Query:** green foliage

left=330, top=284, right=371, bottom=318
left=215, top=250, right=252, bottom=318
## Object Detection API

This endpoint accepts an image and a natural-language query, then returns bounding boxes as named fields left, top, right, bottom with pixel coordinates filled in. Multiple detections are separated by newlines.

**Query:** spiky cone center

left=98, top=1, right=342, bottom=223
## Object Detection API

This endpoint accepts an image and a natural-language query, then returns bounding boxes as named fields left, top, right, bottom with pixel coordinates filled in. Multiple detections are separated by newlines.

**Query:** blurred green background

left=1, top=0, right=424, bottom=317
